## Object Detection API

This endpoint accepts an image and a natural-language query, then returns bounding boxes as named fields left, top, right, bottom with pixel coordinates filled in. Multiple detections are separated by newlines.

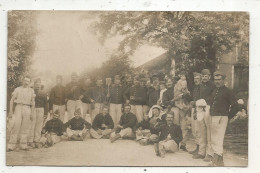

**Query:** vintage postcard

left=6, top=10, right=248, bottom=167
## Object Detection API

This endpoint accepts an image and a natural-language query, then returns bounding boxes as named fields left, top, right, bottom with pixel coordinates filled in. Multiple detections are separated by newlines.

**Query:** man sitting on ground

left=152, top=113, right=183, bottom=158
left=110, top=104, right=137, bottom=143
left=90, top=106, right=114, bottom=139
left=135, top=114, right=151, bottom=145
left=64, top=107, right=92, bottom=141
left=39, top=110, right=64, bottom=148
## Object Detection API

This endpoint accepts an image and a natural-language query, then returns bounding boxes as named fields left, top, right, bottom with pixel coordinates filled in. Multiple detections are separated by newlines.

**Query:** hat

left=213, top=71, right=226, bottom=78
left=53, top=109, right=60, bottom=115
left=74, top=107, right=82, bottom=115
left=196, top=99, right=207, bottom=107
left=56, top=75, right=63, bottom=80
left=193, top=72, right=201, bottom=78
left=201, top=69, right=211, bottom=75
left=148, top=105, right=162, bottom=118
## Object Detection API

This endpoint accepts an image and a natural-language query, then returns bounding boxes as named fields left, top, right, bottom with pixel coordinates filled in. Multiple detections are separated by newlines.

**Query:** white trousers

left=28, top=108, right=44, bottom=143
left=109, top=104, right=122, bottom=127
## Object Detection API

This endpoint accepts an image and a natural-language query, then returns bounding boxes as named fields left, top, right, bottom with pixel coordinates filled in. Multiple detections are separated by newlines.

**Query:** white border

left=1, top=0, right=260, bottom=172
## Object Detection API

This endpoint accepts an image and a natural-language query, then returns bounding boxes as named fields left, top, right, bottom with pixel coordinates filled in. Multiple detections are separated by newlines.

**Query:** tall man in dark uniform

left=66, top=72, right=82, bottom=121
left=80, top=77, right=93, bottom=121
left=209, top=71, right=239, bottom=166
left=28, top=78, right=49, bottom=148
left=49, top=75, right=67, bottom=122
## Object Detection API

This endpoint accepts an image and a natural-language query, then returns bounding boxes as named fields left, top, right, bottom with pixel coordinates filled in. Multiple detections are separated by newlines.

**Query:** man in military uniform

left=66, top=72, right=82, bottom=121
left=28, top=78, right=49, bottom=148
left=49, top=75, right=67, bottom=122
left=209, top=71, right=239, bottom=166
left=80, top=77, right=93, bottom=121
left=7, top=76, right=35, bottom=151
left=108, top=75, right=124, bottom=127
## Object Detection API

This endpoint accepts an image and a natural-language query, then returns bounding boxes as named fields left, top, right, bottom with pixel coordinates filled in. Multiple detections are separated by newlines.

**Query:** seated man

left=64, top=107, right=92, bottom=141
left=153, top=113, right=183, bottom=158
left=90, top=106, right=114, bottom=139
left=135, top=114, right=151, bottom=145
left=110, top=104, right=137, bottom=143
left=39, top=110, right=64, bottom=148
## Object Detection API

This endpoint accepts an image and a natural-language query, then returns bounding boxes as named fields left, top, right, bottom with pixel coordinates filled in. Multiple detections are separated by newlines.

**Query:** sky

left=32, top=11, right=166, bottom=80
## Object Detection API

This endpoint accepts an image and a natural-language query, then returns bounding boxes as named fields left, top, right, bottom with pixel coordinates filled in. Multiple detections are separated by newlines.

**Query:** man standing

left=7, top=76, right=35, bottom=151
left=162, top=78, right=175, bottom=107
left=126, top=76, right=147, bottom=123
left=90, top=106, right=114, bottom=139
left=209, top=71, right=239, bottom=166
left=66, top=72, right=82, bottom=121
left=110, top=104, right=137, bottom=143
left=91, top=78, right=106, bottom=122
left=147, top=80, right=160, bottom=108
left=108, top=75, right=124, bottom=127
left=153, top=113, right=183, bottom=158
left=28, top=78, right=48, bottom=148
left=80, top=77, right=93, bottom=121
left=49, top=75, right=66, bottom=122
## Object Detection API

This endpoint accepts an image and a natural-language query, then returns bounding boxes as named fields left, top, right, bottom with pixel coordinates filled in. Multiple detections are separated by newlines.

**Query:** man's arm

left=122, top=114, right=137, bottom=129
left=83, top=119, right=92, bottom=129
left=228, top=89, right=239, bottom=119
left=107, top=115, right=114, bottom=129
left=8, top=96, right=15, bottom=119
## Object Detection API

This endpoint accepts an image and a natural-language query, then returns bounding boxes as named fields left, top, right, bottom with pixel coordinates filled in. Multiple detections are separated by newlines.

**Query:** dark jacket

left=66, top=82, right=81, bottom=101
left=64, top=117, right=91, bottom=131
left=210, top=86, right=239, bottom=119
left=34, top=89, right=48, bottom=115
left=109, top=84, right=124, bottom=104
left=200, top=81, right=215, bottom=104
left=92, top=113, right=114, bottom=130
left=81, top=86, right=92, bottom=104
left=42, top=118, right=64, bottom=136
left=126, top=85, right=147, bottom=105
left=162, top=87, right=175, bottom=106
left=192, top=84, right=200, bottom=102
left=149, top=116, right=166, bottom=135
left=155, top=123, right=183, bottom=145
left=119, top=112, right=137, bottom=129
left=91, top=86, right=106, bottom=104
left=49, top=85, right=66, bottom=110
left=135, top=118, right=150, bottom=131
left=147, top=88, right=160, bottom=107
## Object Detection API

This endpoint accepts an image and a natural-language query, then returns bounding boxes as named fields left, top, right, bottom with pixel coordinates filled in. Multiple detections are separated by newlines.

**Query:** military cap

left=201, top=69, right=211, bottom=75
left=193, top=72, right=201, bottom=78
left=213, top=71, right=226, bottom=78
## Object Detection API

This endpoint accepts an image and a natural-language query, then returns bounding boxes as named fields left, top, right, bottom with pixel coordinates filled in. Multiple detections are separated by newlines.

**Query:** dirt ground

left=6, top=138, right=248, bottom=166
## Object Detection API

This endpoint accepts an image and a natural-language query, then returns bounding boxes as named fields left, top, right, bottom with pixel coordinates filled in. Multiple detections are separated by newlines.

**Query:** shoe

left=139, top=139, right=148, bottom=146
left=203, top=154, right=213, bottom=162
left=35, top=143, right=43, bottom=148
left=7, top=148, right=14, bottom=152
left=217, top=155, right=224, bottom=166
left=110, top=134, right=121, bottom=143
left=209, top=153, right=220, bottom=166
left=159, top=146, right=166, bottom=158
left=192, top=153, right=205, bottom=159
left=154, top=143, right=160, bottom=157
left=189, top=144, right=199, bottom=155
left=28, top=142, right=36, bottom=148
left=180, top=145, right=188, bottom=152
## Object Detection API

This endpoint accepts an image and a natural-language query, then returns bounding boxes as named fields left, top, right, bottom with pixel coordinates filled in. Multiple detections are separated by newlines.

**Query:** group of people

left=7, top=69, right=242, bottom=166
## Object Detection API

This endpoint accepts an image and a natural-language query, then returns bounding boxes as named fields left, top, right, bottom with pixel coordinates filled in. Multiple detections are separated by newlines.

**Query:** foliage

left=92, top=11, right=249, bottom=74
left=8, top=11, right=37, bottom=96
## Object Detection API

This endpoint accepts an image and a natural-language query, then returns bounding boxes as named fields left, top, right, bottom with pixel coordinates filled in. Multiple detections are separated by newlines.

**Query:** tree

left=91, top=11, right=249, bottom=75
left=7, top=11, right=37, bottom=99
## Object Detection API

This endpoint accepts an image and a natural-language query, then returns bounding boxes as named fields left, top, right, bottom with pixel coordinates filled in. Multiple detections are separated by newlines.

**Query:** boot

left=217, top=155, right=224, bottom=166
left=110, top=134, right=121, bottom=143
left=159, top=144, right=166, bottom=158
left=180, top=144, right=188, bottom=152
left=203, top=154, right=213, bottom=162
left=192, top=153, right=205, bottom=159
left=189, top=144, right=199, bottom=155
left=154, top=143, right=160, bottom=157
left=209, top=153, right=219, bottom=166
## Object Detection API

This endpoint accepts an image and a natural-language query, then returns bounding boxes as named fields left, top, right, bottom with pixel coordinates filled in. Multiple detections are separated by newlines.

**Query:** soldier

left=66, top=72, right=82, bottom=121
left=7, top=76, right=35, bottom=151
left=49, top=75, right=66, bottom=122
left=147, top=80, right=160, bottom=108
left=162, top=78, right=175, bottom=107
left=108, top=75, right=124, bottom=127
left=28, top=78, right=48, bottom=148
left=209, top=71, right=239, bottom=166
left=80, top=77, right=93, bottom=121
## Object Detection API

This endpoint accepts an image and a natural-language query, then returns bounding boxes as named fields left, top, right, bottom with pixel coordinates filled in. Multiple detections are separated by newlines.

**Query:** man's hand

left=117, top=125, right=123, bottom=129
left=126, top=100, right=130, bottom=104
left=79, top=95, right=84, bottom=100
left=101, top=124, right=107, bottom=128
left=138, top=127, right=143, bottom=130
left=44, top=114, right=47, bottom=120
left=97, top=129, right=103, bottom=135
left=130, top=96, right=135, bottom=100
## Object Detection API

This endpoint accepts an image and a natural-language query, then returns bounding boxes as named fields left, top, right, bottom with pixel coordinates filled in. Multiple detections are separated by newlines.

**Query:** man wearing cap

left=209, top=71, right=239, bottom=166
left=90, top=106, right=114, bottom=139
left=110, top=104, right=137, bottom=143
left=66, top=72, right=82, bottom=121
left=188, top=72, right=201, bottom=156
left=162, top=78, right=175, bottom=107
left=147, top=80, right=160, bottom=108
left=39, top=109, right=64, bottom=147
left=197, top=69, right=215, bottom=161
left=64, top=107, right=92, bottom=141
left=80, top=77, right=93, bottom=121
left=91, top=78, right=106, bottom=122
left=108, top=75, right=124, bottom=127
left=28, top=78, right=49, bottom=148
left=49, top=75, right=67, bottom=122
left=7, top=76, right=35, bottom=151
left=125, top=76, right=147, bottom=123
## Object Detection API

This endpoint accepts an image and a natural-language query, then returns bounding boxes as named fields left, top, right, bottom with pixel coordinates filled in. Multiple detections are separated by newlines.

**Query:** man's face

left=202, top=75, right=210, bottom=83
left=96, top=80, right=102, bottom=87
left=74, top=112, right=81, bottom=119
left=166, top=80, right=173, bottom=88
left=124, top=105, right=131, bottom=114
left=57, top=78, right=62, bottom=85
left=166, top=114, right=174, bottom=125
left=146, top=80, right=151, bottom=88
left=102, top=108, right=109, bottom=116
left=114, top=79, right=120, bottom=85
left=127, top=77, right=132, bottom=85
left=180, top=75, right=186, bottom=81
left=71, top=75, right=78, bottom=83
left=194, top=76, right=201, bottom=86
left=214, top=75, right=225, bottom=88
left=34, top=82, right=41, bottom=90
left=23, top=77, right=31, bottom=87
left=152, top=108, right=160, bottom=118
left=53, top=113, right=60, bottom=120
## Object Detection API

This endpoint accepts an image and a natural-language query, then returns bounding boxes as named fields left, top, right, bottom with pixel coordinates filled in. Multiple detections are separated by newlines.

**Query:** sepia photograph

left=6, top=10, right=249, bottom=167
